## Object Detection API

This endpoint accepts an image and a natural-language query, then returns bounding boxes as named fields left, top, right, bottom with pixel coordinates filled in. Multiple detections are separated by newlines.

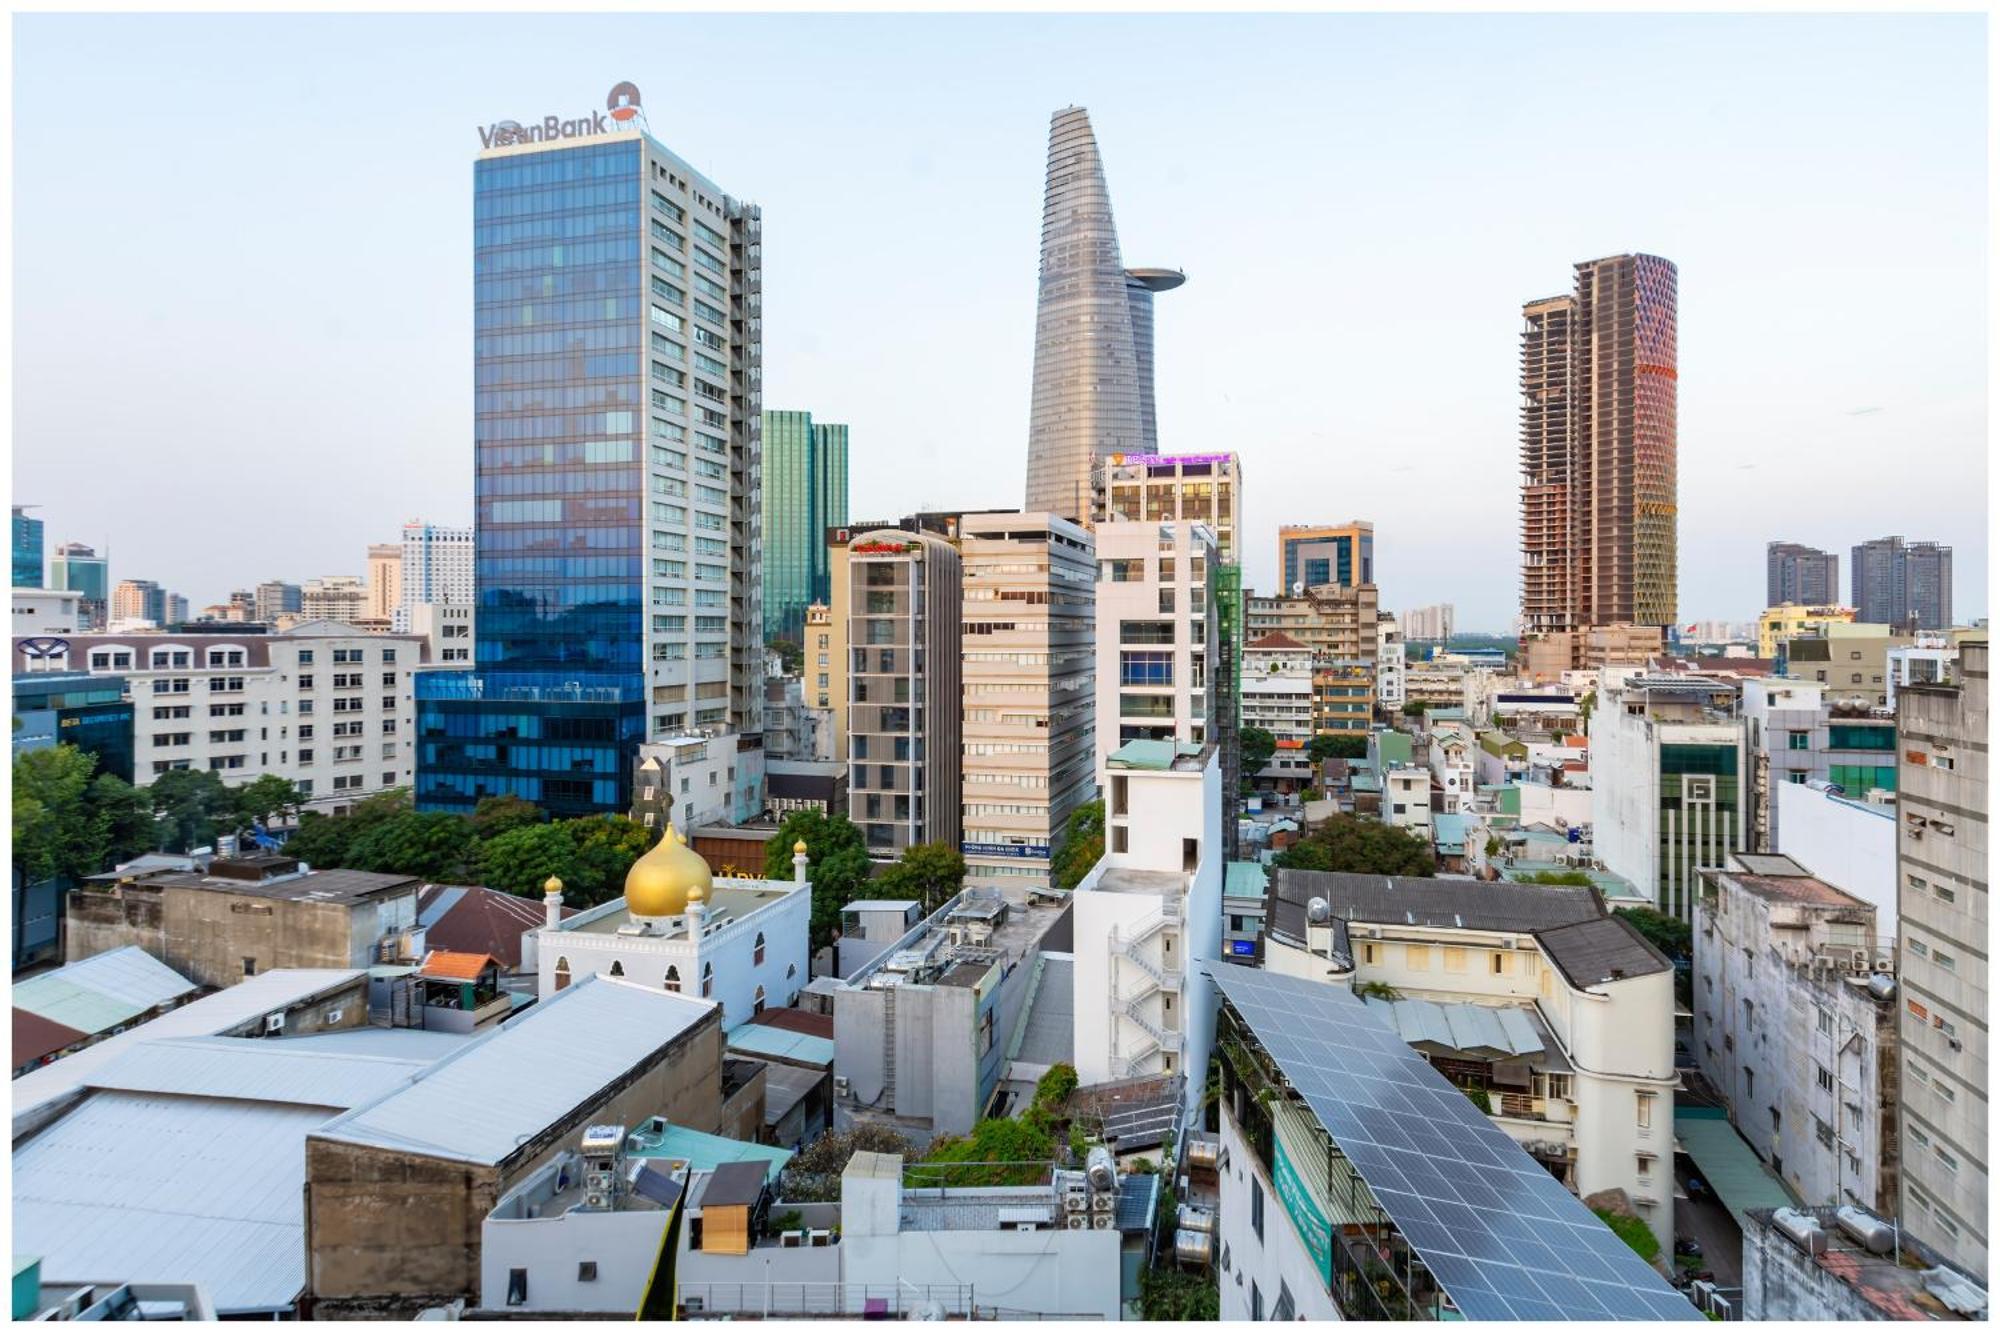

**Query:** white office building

left=1092, top=519, right=1219, bottom=785
left=396, top=521, right=475, bottom=634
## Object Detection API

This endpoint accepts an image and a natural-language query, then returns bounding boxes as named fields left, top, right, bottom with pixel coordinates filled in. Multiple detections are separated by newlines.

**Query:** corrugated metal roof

left=12, top=970, right=368, bottom=1132
left=12, top=1090, right=329, bottom=1312
left=725, top=1022, right=835, bottom=1069
left=1011, top=956, right=1074, bottom=1068
left=12, top=947, right=196, bottom=1035
left=1676, top=1108, right=1798, bottom=1230
left=84, top=1035, right=439, bottom=1110
left=1368, top=998, right=1547, bottom=1058
left=311, top=975, right=716, bottom=1165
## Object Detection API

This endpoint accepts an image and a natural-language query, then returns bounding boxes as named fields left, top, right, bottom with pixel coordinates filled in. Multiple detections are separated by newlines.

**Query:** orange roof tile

left=418, top=950, right=499, bottom=981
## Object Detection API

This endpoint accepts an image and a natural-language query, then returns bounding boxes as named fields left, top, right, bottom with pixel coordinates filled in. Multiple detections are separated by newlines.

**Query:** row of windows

left=476, top=144, right=637, bottom=192
left=472, top=178, right=641, bottom=221
left=478, top=409, right=645, bottom=441
left=474, top=208, right=636, bottom=247
left=475, top=236, right=640, bottom=277
left=479, top=353, right=638, bottom=387
left=478, top=385, right=640, bottom=415
left=476, top=293, right=640, bottom=330
left=475, top=266, right=637, bottom=310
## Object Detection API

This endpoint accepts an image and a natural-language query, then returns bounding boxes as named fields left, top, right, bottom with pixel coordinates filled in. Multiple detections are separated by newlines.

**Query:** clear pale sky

left=13, top=12, right=1988, bottom=629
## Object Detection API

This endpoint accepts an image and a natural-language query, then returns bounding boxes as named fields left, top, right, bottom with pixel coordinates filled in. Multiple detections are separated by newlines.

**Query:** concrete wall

left=304, top=1011, right=725, bottom=1316
left=1741, top=1218, right=1885, bottom=1320
left=65, top=882, right=415, bottom=990
left=1778, top=782, right=1897, bottom=939
left=481, top=1202, right=671, bottom=1315
left=1217, top=1104, right=1341, bottom=1320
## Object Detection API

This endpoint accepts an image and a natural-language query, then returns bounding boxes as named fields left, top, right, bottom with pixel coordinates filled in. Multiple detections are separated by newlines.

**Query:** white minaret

left=543, top=875, right=564, bottom=931
left=793, top=838, right=809, bottom=887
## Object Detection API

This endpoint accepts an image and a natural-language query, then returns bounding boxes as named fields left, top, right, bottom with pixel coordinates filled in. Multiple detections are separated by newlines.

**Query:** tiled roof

left=417, top=950, right=499, bottom=981
left=13, top=1008, right=89, bottom=1068
left=418, top=884, right=570, bottom=969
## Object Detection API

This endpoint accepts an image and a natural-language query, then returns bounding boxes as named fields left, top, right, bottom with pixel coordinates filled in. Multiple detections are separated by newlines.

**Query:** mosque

left=528, top=827, right=812, bottom=1031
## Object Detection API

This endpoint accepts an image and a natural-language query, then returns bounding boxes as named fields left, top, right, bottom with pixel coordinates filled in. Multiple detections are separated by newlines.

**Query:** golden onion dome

left=543, top=875, right=564, bottom=896
left=794, top=839, right=808, bottom=855
left=624, top=825, right=713, bottom=918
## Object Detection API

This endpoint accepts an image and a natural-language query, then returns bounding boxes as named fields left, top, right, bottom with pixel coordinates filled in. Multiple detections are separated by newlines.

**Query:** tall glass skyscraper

left=13, top=506, right=44, bottom=588
left=50, top=542, right=109, bottom=627
left=417, top=96, right=763, bottom=818
left=761, top=409, right=848, bottom=643
left=1022, top=107, right=1182, bottom=524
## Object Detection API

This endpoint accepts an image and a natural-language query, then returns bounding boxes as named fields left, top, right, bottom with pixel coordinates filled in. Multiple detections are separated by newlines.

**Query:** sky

left=12, top=12, right=1989, bottom=630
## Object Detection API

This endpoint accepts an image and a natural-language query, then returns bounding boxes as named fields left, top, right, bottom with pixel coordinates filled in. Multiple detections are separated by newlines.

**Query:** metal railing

left=676, top=1282, right=973, bottom=1319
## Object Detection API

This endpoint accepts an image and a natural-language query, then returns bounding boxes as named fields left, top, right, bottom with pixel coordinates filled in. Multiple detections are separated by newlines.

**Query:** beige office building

left=366, top=545, right=403, bottom=622
left=842, top=527, right=963, bottom=855
left=958, top=512, right=1096, bottom=896
left=1096, top=452, right=1241, bottom=564
left=302, top=575, right=369, bottom=625
left=1245, top=583, right=1380, bottom=663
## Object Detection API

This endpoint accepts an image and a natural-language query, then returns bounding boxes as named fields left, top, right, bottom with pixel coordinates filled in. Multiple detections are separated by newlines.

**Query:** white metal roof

left=311, top=975, right=717, bottom=1166
left=12, top=1091, right=330, bottom=1312
left=83, top=1035, right=440, bottom=1110
left=11, top=969, right=366, bottom=1134
left=12, top=947, right=196, bottom=1030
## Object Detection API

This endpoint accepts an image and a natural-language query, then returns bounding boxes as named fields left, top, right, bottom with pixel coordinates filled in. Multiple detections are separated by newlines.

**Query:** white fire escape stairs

left=1110, top=898, right=1183, bottom=1077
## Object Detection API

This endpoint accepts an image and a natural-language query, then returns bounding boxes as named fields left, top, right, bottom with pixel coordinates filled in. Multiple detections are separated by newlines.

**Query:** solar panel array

left=1209, top=964, right=1702, bottom=1322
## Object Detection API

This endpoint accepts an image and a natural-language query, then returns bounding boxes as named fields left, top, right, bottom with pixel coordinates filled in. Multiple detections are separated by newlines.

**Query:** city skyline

left=13, top=12, right=1989, bottom=627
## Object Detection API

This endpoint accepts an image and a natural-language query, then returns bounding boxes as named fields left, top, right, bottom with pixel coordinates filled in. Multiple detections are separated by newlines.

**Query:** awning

left=1674, top=1106, right=1798, bottom=1230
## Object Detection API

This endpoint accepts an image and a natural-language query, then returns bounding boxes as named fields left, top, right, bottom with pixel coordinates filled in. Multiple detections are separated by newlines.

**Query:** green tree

left=1240, top=725, right=1277, bottom=777
left=1402, top=699, right=1430, bottom=717
left=567, top=816, right=658, bottom=907
left=1273, top=812, right=1435, bottom=877
left=915, top=1116, right=1057, bottom=1188
left=277, top=789, right=411, bottom=868
left=1051, top=800, right=1104, bottom=892
left=1308, top=733, right=1367, bottom=763
left=230, top=774, right=303, bottom=832
left=1617, top=905, right=1693, bottom=961
left=764, top=809, right=873, bottom=949
left=778, top=1124, right=920, bottom=1202
left=1033, top=1062, right=1079, bottom=1111
left=1140, top=1269, right=1220, bottom=1321
left=13, top=745, right=107, bottom=882
left=877, top=841, right=965, bottom=914
left=148, top=768, right=236, bottom=854
left=470, top=794, right=545, bottom=841
left=767, top=638, right=805, bottom=674
left=1521, top=868, right=1594, bottom=887
left=477, top=822, right=584, bottom=899
left=345, top=810, right=481, bottom=882
left=89, top=774, right=158, bottom=865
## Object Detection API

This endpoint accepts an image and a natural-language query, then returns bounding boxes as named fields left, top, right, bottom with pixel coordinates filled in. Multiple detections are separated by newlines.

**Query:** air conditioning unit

left=265, top=1013, right=285, bottom=1034
left=1066, top=1215, right=1090, bottom=1231
left=1092, top=1214, right=1117, bottom=1230
left=1850, top=950, right=1870, bottom=971
left=326, top=1008, right=344, bottom=1025
left=833, top=1075, right=851, bottom=1097
left=1064, top=1192, right=1089, bottom=1213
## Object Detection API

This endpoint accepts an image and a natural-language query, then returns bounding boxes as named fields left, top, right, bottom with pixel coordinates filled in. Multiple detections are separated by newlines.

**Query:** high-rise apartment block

left=1277, top=522, right=1372, bottom=594
left=13, top=506, right=44, bottom=588
left=761, top=409, right=848, bottom=643
left=396, top=521, right=475, bottom=633
left=1023, top=107, right=1181, bottom=524
left=1853, top=536, right=1954, bottom=631
left=1093, top=520, right=1219, bottom=783
left=1098, top=452, right=1240, bottom=563
left=958, top=511, right=1095, bottom=895
left=1246, top=584, right=1382, bottom=663
left=1768, top=541, right=1840, bottom=608
left=417, top=91, right=764, bottom=817
left=842, top=526, right=961, bottom=854
left=366, top=544, right=403, bottom=622
left=110, top=579, right=165, bottom=625
left=1520, top=254, right=1679, bottom=649
left=254, top=580, right=302, bottom=624
left=1896, top=641, right=1987, bottom=1279
left=49, top=542, right=109, bottom=629
left=1402, top=602, right=1454, bottom=643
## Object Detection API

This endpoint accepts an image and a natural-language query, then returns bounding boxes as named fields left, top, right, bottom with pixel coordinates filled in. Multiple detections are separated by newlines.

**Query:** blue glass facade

left=13, top=508, right=44, bottom=588
left=418, top=139, right=650, bottom=818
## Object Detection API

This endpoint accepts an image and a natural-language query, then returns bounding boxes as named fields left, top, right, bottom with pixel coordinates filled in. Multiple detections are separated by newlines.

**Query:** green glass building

left=761, top=410, right=848, bottom=642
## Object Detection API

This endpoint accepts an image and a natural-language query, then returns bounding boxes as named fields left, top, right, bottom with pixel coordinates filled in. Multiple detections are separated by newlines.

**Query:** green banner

left=1272, top=1132, right=1333, bottom=1287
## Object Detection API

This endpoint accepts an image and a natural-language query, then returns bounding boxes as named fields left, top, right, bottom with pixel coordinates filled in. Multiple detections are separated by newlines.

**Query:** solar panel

left=1207, top=964, right=1702, bottom=1322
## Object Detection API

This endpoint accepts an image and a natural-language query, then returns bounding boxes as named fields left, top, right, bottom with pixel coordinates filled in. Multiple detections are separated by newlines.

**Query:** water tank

left=1086, top=1146, right=1117, bottom=1194
left=1185, top=1138, right=1221, bottom=1172
left=1772, top=1207, right=1829, bottom=1256
left=1174, top=1228, right=1213, bottom=1266
left=1306, top=897, right=1331, bottom=924
left=1867, top=973, right=1898, bottom=1002
left=1177, top=1203, right=1216, bottom=1235
left=1836, top=1206, right=1896, bottom=1255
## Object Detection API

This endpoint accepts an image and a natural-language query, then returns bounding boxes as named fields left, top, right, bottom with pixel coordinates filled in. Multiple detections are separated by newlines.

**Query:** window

left=1405, top=944, right=1429, bottom=971
left=664, top=965, right=680, bottom=993
left=1787, top=731, right=1811, bottom=750
left=753, top=932, right=766, bottom=966
left=753, top=985, right=766, bottom=1016
left=577, top=1262, right=598, bottom=1283
left=1636, top=1091, right=1655, bottom=1129
left=1250, top=1178, right=1264, bottom=1241
left=243, top=957, right=258, bottom=977
left=1817, top=1065, right=1834, bottom=1093
left=506, top=1269, right=527, bottom=1307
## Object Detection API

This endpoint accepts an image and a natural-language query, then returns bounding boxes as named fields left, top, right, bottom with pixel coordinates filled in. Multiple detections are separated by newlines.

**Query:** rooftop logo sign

left=480, top=82, right=643, bottom=149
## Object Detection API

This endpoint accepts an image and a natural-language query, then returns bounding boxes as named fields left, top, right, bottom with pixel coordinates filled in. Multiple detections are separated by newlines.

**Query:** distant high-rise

left=1023, top=107, right=1182, bottom=524
left=50, top=542, right=109, bottom=628
left=397, top=521, right=474, bottom=633
left=111, top=578, right=165, bottom=625
left=761, top=410, right=849, bottom=643
left=418, top=96, right=764, bottom=817
left=1767, top=541, right=1839, bottom=608
left=367, top=544, right=403, bottom=622
left=13, top=506, right=44, bottom=588
left=1520, top=254, right=1679, bottom=643
left=301, top=575, right=368, bottom=624
left=254, top=580, right=302, bottom=624
left=1853, top=536, right=1953, bottom=631
left=1278, top=523, right=1373, bottom=594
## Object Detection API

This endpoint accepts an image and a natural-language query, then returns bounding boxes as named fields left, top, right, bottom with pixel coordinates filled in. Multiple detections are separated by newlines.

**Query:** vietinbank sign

left=480, top=82, right=643, bottom=149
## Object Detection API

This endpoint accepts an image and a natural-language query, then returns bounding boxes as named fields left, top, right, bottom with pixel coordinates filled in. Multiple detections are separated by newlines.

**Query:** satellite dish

left=1292, top=582, right=1305, bottom=596
left=1307, top=897, right=1330, bottom=924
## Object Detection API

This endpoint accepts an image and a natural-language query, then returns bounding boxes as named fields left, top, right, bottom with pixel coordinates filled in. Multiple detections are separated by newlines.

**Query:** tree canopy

left=1273, top=813, right=1436, bottom=877
left=1240, top=725, right=1277, bottom=775
left=1309, top=733, right=1367, bottom=763
left=1616, top=905, right=1693, bottom=962
left=875, top=842, right=966, bottom=914
left=764, top=808, right=873, bottom=949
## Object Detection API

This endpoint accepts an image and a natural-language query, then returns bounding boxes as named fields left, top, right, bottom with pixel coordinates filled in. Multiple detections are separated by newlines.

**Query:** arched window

left=554, top=958, right=571, bottom=991
left=608, top=960, right=625, bottom=978
left=664, top=965, right=681, bottom=994
left=753, top=984, right=767, bottom=1016
left=701, top=962, right=714, bottom=999
left=753, top=932, right=766, bottom=967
